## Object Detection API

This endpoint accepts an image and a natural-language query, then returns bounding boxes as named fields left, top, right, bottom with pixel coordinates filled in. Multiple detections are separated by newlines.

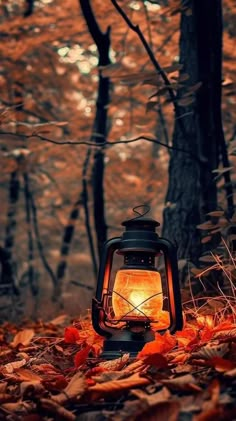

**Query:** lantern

left=92, top=207, right=183, bottom=358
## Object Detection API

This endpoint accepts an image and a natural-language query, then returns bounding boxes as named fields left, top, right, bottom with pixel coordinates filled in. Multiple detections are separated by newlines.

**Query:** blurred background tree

left=0, top=0, right=235, bottom=320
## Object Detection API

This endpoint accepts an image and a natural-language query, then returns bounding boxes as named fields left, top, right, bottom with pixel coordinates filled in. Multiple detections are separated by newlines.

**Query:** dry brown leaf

left=134, top=400, right=180, bottom=421
left=124, top=359, right=146, bottom=373
left=3, top=358, right=27, bottom=373
left=91, top=370, right=129, bottom=384
left=20, top=380, right=45, bottom=397
left=98, top=353, right=130, bottom=371
left=0, top=382, right=8, bottom=393
left=131, top=386, right=171, bottom=405
left=112, top=398, right=150, bottom=421
left=224, top=367, right=236, bottom=377
left=194, top=405, right=236, bottom=421
left=89, top=372, right=150, bottom=397
left=52, top=371, right=86, bottom=404
left=16, top=351, right=31, bottom=361
left=9, top=368, right=43, bottom=382
left=0, top=349, right=13, bottom=357
left=206, top=211, right=225, bottom=217
left=49, top=314, right=69, bottom=325
left=0, top=393, right=12, bottom=404
left=161, top=374, right=202, bottom=392
left=191, top=342, right=229, bottom=360
left=1, top=401, right=33, bottom=414
left=40, top=398, right=76, bottom=421
left=11, top=329, right=35, bottom=348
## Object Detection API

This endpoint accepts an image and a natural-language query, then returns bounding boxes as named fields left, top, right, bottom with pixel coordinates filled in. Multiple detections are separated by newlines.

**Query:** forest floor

left=0, top=308, right=236, bottom=421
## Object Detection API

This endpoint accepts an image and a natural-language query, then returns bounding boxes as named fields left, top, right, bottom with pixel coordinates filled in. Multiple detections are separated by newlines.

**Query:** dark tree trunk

left=55, top=148, right=98, bottom=301
left=24, top=0, right=34, bottom=17
left=1, top=171, right=20, bottom=291
left=80, top=0, right=110, bottom=259
left=23, top=173, right=38, bottom=296
left=163, top=0, right=225, bottom=264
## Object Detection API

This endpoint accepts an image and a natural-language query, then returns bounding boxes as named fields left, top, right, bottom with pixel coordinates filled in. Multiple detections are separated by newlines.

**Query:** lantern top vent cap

left=121, top=205, right=160, bottom=231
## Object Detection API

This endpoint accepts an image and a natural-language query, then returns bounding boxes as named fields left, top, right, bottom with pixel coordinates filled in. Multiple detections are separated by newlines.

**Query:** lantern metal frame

left=92, top=208, right=183, bottom=358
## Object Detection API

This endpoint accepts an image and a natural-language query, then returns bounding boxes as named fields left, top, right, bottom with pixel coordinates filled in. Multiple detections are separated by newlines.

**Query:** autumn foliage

left=0, top=309, right=235, bottom=420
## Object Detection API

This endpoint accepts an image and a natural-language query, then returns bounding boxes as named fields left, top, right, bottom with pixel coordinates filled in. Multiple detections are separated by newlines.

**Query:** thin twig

left=0, top=131, right=204, bottom=163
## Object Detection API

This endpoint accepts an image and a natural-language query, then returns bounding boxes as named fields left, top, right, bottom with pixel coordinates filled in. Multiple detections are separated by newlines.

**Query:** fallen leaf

left=3, top=358, right=27, bottom=373
left=191, top=342, right=229, bottom=360
left=74, top=345, right=91, bottom=368
left=0, top=393, right=12, bottom=404
left=134, top=400, right=180, bottom=421
left=1, top=401, right=33, bottom=414
left=161, top=374, right=202, bottom=392
left=20, top=380, right=45, bottom=397
left=138, top=331, right=176, bottom=359
left=91, top=370, right=129, bottom=383
left=194, top=405, right=236, bottom=421
left=224, top=367, right=236, bottom=377
left=175, top=327, right=197, bottom=348
left=123, top=359, right=146, bottom=373
left=49, top=314, right=68, bottom=325
left=0, top=383, right=8, bottom=393
left=141, top=353, right=168, bottom=369
left=52, top=371, right=86, bottom=404
left=40, top=398, right=76, bottom=421
left=196, top=315, right=215, bottom=329
left=98, top=353, right=130, bottom=371
left=131, top=386, right=171, bottom=405
left=208, top=356, right=236, bottom=372
left=10, top=368, right=43, bottom=382
left=88, top=372, right=150, bottom=397
left=64, top=326, right=80, bottom=343
left=11, top=329, right=35, bottom=348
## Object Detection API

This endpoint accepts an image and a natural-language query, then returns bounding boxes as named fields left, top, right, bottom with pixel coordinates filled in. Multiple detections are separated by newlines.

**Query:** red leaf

left=142, top=353, right=168, bottom=368
left=208, top=356, right=236, bottom=372
left=74, top=345, right=91, bottom=368
left=64, top=326, right=80, bottom=344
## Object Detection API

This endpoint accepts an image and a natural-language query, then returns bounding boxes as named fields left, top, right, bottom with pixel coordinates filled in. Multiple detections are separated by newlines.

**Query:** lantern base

left=101, top=329, right=155, bottom=359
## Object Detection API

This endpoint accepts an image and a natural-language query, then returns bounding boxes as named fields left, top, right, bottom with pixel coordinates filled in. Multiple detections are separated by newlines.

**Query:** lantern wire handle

left=132, top=204, right=150, bottom=220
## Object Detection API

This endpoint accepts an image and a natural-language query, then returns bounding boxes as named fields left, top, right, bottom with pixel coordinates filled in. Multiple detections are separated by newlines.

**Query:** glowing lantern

left=92, top=207, right=183, bottom=358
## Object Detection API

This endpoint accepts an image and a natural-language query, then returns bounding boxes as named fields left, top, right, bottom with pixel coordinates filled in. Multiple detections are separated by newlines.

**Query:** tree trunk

left=80, top=0, right=110, bottom=259
left=163, top=0, right=224, bottom=264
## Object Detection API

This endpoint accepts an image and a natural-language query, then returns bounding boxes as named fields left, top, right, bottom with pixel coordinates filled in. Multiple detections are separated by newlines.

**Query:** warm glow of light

left=112, top=269, right=163, bottom=320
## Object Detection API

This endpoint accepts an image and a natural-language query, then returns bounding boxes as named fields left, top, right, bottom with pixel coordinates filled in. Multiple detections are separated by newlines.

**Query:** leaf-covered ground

left=0, top=312, right=236, bottom=421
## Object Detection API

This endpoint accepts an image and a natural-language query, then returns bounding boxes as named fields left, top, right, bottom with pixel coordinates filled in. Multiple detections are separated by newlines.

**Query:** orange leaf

left=197, top=315, right=215, bottom=329
left=64, top=326, right=80, bottom=344
left=138, top=331, right=176, bottom=359
left=175, top=327, right=197, bottom=348
left=74, top=345, right=91, bottom=368
left=11, top=329, right=35, bottom=348
left=6, top=368, right=42, bottom=382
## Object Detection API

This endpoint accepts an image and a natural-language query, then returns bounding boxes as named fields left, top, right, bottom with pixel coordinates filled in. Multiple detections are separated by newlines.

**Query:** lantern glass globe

left=112, top=269, right=163, bottom=321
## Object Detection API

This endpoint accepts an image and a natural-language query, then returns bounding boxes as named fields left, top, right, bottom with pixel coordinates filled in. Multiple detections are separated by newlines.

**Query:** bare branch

left=110, top=0, right=188, bottom=139
left=0, top=131, right=203, bottom=163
